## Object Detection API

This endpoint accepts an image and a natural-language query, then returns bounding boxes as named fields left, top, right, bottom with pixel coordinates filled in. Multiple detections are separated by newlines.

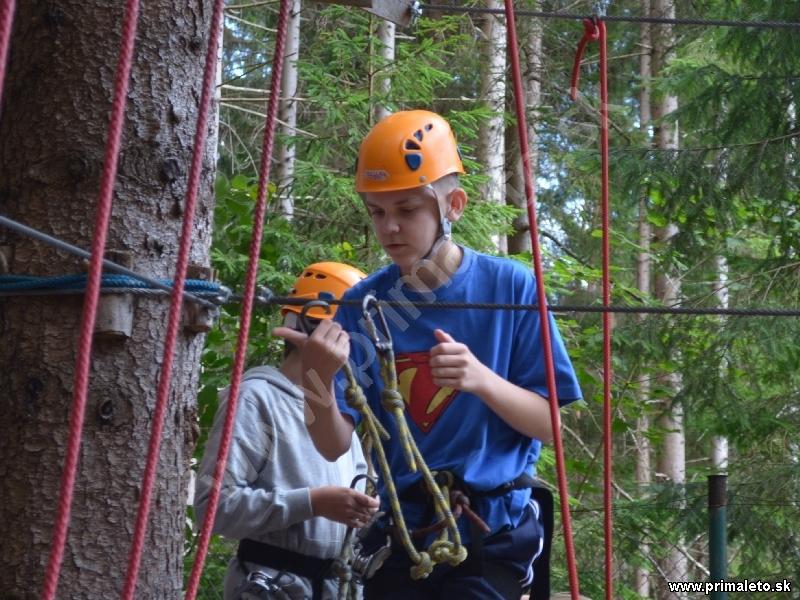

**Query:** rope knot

left=345, top=386, right=368, bottom=411
left=428, top=540, right=467, bottom=566
left=409, top=551, right=433, bottom=580
left=380, top=388, right=405, bottom=412
left=582, top=17, right=601, bottom=40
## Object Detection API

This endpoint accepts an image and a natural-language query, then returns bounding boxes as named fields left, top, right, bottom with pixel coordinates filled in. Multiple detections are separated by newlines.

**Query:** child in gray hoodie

left=194, top=262, right=379, bottom=599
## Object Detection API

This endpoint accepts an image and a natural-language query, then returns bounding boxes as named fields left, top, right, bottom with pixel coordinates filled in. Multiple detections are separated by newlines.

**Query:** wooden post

left=183, top=264, right=218, bottom=334
left=0, top=244, right=12, bottom=274
left=93, top=250, right=134, bottom=341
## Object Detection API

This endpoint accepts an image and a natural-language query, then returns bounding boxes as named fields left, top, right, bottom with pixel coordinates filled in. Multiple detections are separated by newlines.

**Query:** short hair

left=431, top=173, right=461, bottom=196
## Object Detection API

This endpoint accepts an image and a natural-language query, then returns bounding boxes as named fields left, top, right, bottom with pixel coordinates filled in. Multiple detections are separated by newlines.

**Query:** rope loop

left=570, top=17, right=601, bottom=101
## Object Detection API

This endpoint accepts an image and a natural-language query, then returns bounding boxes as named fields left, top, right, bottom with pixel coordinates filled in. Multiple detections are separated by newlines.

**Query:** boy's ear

left=445, top=187, right=468, bottom=221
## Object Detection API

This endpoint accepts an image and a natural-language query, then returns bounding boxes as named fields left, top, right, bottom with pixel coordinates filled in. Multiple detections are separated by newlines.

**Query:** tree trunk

left=0, top=2, right=215, bottom=597
left=711, top=255, right=729, bottom=471
left=477, top=0, right=507, bottom=253
left=651, top=1, right=686, bottom=596
left=635, top=3, right=653, bottom=596
left=276, top=0, right=301, bottom=218
left=371, top=16, right=394, bottom=125
left=507, top=0, right=542, bottom=255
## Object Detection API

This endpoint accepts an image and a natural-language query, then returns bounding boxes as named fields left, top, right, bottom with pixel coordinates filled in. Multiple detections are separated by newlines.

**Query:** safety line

left=277, top=297, right=800, bottom=317
left=505, top=1, right=581, bottom=597
left=420, top=4, right=800, bottom=30
left=598, top=21, right=614, bottom=600
left=4, top=276, right=796, bottom=317
left=121, top=1, right=227, bottom=594
left=41, top=0, right=142, bottom=598
left=184, top=0, right=292, bottom=596
left=0, top=215, right=217, bottom=308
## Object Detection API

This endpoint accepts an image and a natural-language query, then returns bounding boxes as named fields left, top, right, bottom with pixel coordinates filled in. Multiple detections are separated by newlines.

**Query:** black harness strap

left=396, top=471, right=539, bottom=600
left=237, top=538, right=335, bottom=599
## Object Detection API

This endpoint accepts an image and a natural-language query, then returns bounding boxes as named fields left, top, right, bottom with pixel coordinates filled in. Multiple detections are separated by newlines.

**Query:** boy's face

left=363, top=187, right=446, bottom=275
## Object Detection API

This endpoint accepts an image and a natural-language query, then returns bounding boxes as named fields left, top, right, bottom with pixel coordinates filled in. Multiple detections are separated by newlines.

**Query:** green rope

left=341, top=363, right=433, bottom=579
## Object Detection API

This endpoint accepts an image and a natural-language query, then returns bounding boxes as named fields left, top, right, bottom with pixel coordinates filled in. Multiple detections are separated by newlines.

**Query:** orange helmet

left=281, top=262, right=366, bottom=320
left=355, top=110, right=465, bottom=193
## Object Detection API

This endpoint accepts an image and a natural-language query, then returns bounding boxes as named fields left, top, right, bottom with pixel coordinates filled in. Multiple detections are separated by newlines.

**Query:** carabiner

left=362, top=295, right=393, bottom=354
left=298, top=299, right=332, bottom=334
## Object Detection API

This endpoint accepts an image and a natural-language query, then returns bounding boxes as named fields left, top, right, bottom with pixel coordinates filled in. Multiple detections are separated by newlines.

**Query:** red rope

left=119, top=1, right=227, bottom=597
left=41, top=1, right=142, bottom=599
left=183, top=0, right=292, bottom=596
left=571, top=17, right=614, bottom=600
left=503, top=1, right=581, bottom=598
left=0, top=0, right=15, bottom=113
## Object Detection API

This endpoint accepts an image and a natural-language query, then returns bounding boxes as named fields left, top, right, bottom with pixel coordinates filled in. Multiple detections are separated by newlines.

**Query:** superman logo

left=395, top=351, right=458, bottom=433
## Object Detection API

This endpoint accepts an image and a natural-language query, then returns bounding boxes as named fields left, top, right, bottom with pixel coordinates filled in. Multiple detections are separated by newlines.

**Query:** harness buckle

left=233, top=570, right=293, bottom=600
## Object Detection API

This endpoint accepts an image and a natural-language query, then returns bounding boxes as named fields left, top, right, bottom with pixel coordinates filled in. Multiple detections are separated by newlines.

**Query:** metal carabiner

left=361, top=295, right=393, bottom=354
left=298, top=299, right=332, bottom=335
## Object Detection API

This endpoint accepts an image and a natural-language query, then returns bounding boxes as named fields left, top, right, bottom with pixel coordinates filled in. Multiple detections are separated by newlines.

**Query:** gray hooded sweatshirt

left=194, top=366, right=367, bottom=597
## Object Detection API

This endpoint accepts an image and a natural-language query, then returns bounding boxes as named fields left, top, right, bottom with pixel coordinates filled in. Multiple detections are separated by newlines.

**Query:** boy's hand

left=429, top=329, right=491, bottom=394
left=272, top=320, right=350, bottom=383
left=309, top=486, right=380, bottom=528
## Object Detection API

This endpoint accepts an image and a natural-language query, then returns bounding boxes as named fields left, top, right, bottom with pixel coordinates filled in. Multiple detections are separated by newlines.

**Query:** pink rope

left=0, top=0, right=15, bottom=113
left=41, top=1, right=142, bottom=598
left=183, top=0, right=292, bottom=597
left=119, top=1, right=227, bottom=597
left=503, top=1, right=582, bottom=598
left=598, top=22, right=613, bottom=600
left=570, top=18, right=613, bottom=599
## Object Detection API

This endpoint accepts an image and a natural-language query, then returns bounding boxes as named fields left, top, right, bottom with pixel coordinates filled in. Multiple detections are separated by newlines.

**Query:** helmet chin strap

left=420, top=184, right=452, bottom=261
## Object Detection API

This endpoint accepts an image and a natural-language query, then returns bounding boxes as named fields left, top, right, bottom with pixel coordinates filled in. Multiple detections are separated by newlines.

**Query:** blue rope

left=0, top=274, right=223, bottom=293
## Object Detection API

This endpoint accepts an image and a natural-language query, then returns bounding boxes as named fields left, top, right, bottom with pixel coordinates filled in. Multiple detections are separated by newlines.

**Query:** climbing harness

left=332, top=474, right=392, bottom=600
left=232, top=567, right=295, bottom=600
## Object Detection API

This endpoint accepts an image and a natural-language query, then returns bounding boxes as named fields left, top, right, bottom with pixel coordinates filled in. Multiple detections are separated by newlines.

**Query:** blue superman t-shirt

left=333, top=247, right=582, bottom=540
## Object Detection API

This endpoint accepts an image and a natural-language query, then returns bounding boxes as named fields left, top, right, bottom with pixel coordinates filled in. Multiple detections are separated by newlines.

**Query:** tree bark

left=635, top=3, right=653, bottom=596
left=507, top=0, right=542, bottom=255
left=0, top=1, right=215, bottom=597
left=371, top=16, right=394, bottom=125
left=276, top=0, right=301, bottom=218
left=711, top=255, right=729, bottom=472
left=477, top=0, right=507, bottom=253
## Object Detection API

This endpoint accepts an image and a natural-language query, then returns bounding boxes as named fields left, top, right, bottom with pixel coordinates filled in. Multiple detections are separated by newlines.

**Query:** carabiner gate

left=298, top=299, right=332, bottom=334
left=362, top=295, right=393, bottom=354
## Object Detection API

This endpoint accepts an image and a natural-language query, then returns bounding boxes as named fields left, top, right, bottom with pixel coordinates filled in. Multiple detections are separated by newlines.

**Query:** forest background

left=189, top=0, right=800, bottom=598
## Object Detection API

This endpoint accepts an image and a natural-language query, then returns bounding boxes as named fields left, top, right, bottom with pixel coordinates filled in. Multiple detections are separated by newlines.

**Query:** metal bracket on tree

left=316, top=0, right=421, bottom=27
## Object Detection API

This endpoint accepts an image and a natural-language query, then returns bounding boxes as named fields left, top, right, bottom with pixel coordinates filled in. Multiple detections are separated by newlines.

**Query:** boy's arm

left=193, top=393, right=315, bottom=539
left=303, top=373, right=356, bottom=461
left=273, top=320, right=356, bottom=461
left=429, top=329, right=555, bottom=442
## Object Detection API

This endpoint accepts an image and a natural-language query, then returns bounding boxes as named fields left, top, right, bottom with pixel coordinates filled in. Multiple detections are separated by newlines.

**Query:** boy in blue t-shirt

left=276, top=110, right=582, bottom=599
